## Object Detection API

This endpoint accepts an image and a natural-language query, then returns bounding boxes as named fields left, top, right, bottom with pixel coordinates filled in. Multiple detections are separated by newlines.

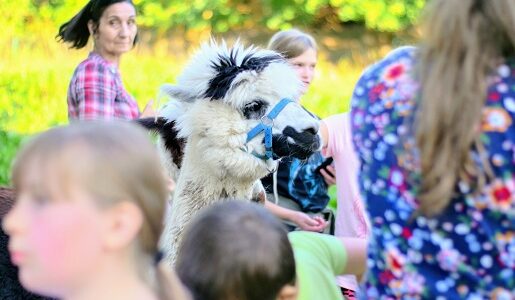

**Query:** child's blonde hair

left=11, top=121, right=188, bottom=299
left=268, top=28, right=317, bottom=59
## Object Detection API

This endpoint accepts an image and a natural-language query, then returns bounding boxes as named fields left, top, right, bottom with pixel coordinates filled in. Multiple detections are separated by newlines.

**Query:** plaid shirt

left=67, top=52, right=140, bottom=121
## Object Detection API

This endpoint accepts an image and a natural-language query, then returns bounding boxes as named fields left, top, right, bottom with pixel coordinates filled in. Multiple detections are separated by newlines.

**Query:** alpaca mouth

left=271, top=127, right=320, bottom=160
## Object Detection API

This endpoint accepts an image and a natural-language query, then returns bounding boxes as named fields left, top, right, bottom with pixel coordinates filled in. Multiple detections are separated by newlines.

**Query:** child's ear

left=103, top=201, right=143, bottom=250
left=276, top=284, right=297, bottom=300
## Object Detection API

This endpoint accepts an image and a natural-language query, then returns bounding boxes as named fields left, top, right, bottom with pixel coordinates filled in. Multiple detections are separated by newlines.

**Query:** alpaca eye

left=246, top=101, right=262, bottom=111
left=243, top=100, right=267, bottom=119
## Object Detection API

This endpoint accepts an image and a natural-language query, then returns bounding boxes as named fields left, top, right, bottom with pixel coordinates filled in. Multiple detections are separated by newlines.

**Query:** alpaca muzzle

left=271, top=126, right=320, bottom=160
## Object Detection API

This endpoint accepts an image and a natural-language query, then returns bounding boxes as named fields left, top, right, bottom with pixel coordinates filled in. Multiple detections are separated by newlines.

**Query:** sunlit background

left=1, top=0, right=426, bottom=188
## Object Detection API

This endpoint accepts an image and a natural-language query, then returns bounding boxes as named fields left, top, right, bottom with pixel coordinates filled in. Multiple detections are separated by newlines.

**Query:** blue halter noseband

left=243, top=98, right=293, bottom=161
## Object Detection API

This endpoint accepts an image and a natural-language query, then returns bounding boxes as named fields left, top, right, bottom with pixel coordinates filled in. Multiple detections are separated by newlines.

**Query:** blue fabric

left=262, top=152, right=330, bottom=213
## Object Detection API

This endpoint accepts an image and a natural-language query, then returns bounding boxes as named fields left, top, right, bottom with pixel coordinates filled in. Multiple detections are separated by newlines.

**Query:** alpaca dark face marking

left=205, top=49, right=283, bottom=100
left=242, top=99, right=268, bottom=119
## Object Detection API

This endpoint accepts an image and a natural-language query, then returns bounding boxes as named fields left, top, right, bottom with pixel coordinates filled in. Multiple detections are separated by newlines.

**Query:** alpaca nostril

left=303, top=127, right=317, bottom=135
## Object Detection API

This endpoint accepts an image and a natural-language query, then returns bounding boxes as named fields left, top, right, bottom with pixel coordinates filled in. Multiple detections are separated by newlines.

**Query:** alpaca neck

left=176, top=142, right=258, bottom=201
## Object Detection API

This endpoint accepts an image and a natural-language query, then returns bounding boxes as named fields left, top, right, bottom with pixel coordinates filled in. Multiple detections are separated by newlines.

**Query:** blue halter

left=243, top=98, right=293, bottom=160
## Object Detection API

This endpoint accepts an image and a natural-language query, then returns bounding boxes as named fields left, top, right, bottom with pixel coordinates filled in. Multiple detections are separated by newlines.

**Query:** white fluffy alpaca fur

left=157, top=41, right=320, bottom=263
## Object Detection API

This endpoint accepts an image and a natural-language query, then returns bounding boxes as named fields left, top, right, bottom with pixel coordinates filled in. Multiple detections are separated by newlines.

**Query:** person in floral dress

left=351, top=0, right=515, bottom=299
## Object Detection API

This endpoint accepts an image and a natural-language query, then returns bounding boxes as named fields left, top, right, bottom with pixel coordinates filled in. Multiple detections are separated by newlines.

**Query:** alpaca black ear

left=134, top=117, right=186, bottom=169
left=135, top=117, right=165, bottom=132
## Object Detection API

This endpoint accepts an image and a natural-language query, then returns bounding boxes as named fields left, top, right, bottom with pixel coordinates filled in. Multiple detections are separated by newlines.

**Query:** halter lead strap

left=245, top=98, right=293, bottom=160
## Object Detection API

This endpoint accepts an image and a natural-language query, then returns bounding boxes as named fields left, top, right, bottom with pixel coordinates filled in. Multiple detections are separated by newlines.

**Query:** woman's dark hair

left=56, top=0, right=136, bottom=49
left=176, top=201, right=296, bottom=300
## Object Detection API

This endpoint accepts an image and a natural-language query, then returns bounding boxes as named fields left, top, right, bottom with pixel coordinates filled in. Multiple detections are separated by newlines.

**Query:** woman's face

left=289, top=48, right=317, bottom=96
left=91, top=2, right=137, bottom=61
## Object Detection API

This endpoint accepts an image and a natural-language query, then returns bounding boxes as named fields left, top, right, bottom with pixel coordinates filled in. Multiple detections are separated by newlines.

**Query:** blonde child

left=262, top=29, right=330, bottom=233
left=2, top=121, right=189, bottom=300
left=264, top=28, right=368, bottom=298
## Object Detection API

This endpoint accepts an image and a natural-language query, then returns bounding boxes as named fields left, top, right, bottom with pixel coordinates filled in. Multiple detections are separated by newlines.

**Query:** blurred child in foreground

left=3, top=121, right=189, bottom=300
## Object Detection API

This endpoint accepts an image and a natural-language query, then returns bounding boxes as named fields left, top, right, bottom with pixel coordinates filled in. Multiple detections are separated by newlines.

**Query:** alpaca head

left=159, top=41, right=320, bottom=179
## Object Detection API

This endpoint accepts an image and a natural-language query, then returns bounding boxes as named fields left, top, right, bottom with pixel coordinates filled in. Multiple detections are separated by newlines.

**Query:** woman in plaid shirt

left=57, top=0, right=152, bottom=121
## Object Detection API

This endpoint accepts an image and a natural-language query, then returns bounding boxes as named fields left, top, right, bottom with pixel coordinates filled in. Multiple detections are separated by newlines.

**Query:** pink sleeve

left=323, top=113, right=368, bottom=290
left=322, top=113, right=351, bottom=158
left=322, top=113, right=369, bottom=239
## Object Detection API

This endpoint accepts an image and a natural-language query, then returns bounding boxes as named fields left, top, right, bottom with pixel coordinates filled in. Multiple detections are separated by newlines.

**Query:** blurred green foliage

left=0, top=131, right=25, bottom=185
left=4, top=0, right=426, bottom=34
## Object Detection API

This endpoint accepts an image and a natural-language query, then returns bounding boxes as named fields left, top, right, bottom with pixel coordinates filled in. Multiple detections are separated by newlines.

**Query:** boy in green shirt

left=176, top=201, right=366, bottom=300
left=290, top=231, right=346, bottom=300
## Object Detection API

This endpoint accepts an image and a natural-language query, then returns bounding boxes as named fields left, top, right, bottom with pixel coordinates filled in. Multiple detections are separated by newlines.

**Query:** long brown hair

left=415, top=0, right=515, bottom=216
left=12, top=121, right=189, bottom=299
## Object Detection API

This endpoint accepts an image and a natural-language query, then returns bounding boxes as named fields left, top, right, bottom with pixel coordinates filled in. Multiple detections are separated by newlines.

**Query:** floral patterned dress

left=351, top=46, right=514, bottom=299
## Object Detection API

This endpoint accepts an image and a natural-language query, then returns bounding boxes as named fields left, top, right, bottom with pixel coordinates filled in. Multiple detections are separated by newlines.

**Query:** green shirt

left=288, top=231, right=347, bottom=300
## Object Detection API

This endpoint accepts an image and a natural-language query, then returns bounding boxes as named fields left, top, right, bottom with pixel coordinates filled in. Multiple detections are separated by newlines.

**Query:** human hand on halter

left=291, top=212, right=328, bottom=232
left=320, top=165, right=336, bottom=186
